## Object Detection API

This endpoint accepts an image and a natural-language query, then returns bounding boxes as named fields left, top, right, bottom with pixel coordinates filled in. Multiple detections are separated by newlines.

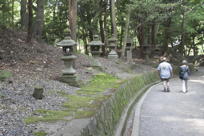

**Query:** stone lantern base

left=108, top=50, right=118, bottom=59
left=60, top=74, right=79, bottom=87
left=60, top=55, right=79, bottom=87
left=91, top=51, right=102, bottom=57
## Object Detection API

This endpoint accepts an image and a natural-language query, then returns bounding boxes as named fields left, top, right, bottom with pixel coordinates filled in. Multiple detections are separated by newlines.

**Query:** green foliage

left=24, top=109, right=71, bottom=124
left=33, top=131, right=47, bottom=136
left=0, top=70, right=12, bottom=81
left=62, top=94, right=96, bottom=110
left=43, top=0, right=68, bottom=44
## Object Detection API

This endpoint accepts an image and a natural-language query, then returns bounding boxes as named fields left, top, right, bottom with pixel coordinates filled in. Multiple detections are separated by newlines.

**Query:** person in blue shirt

left=179, top=60, right=190, bottom=93
left=157, top=57, right=173, bottom=92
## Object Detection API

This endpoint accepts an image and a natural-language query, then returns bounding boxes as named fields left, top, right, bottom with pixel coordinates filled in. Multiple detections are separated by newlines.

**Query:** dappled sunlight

left=161, top=116, right=180, bottom=122
left=186, top=118, right=204, bottom=133
left=161, top=116, right=204, bottom=134
left=189, top=80, right=204, bottom=84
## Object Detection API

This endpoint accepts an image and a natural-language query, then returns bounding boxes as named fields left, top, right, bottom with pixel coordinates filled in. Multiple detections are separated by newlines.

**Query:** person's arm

left=170, top=64, right=173, bottom=77
left=157, top=64, right=161, bottom=75
left=187, top=66, right=190, bottom=75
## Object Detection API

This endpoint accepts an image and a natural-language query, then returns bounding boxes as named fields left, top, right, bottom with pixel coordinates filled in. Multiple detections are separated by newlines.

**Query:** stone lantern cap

left=88, top=35, right=104, bottom=46
left=56, top=36, right=77, bottom=47
left=108, top=37, right=117, bottom=47
left=126, top=38, right=132, bottom=44
left=108, top=37, right=117, bottom=42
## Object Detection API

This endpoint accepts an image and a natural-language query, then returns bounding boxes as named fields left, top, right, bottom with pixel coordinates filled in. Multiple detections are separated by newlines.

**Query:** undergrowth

left=24, top=73, right=122, bottom=124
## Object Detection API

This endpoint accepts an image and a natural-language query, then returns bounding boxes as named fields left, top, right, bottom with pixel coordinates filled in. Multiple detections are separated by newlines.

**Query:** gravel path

left=136, top=67, right=204, bottom=136
left=0, top=78, right=78, bottom=136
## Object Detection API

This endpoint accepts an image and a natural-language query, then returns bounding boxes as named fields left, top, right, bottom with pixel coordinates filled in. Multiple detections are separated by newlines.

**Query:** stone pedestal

left=108, top=37, right=118, bottom=59
left=127, top=50, right=133, bottom=63
left=108, top=50, right=118, bottom=59
left=60, top=55, right=79, bottom=86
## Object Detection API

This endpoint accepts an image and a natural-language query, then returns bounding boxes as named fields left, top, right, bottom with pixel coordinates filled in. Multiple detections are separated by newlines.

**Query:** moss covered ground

left=0, top=70, right=12, bottom=81
left=33, top=131, right=47, bottom=136
left=24, top=73, right=122, bottom=124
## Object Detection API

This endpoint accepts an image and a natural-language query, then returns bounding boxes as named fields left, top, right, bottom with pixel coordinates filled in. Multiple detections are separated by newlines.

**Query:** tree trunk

left=102, top=1, right=108, bottom=56
left=121, top=8, right=130, bottom=58
left=99, top=11, right=106, bottom=56
left=151, top=24, right=156, bottom=48
left=33, top=0, right=44, bottom=41
left=110, top=0, right=117, bottom=38
left=20, top=0, right=28, bottom=30
left=99, top=0, right=105, bottom=43
left=120, top=25, right=124, bottom=48
left=137, top=24, right=145, bottom=57
left=12, top=0, right=14, bottom=28
left=179, top=12, right=185, bottom=56
left=27, top=0, right=33, bottom=42
left=162, top=17, right=171, bottom=54
left=68, top=0, right=77, bottom=41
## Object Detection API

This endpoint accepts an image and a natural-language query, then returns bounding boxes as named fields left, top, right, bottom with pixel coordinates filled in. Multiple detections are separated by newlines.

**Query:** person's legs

left=185, top=80, right=188, bottom=92
left=163, top=80, right=167, bottom=91
left=166, top=80, right=170, bottom=92
left=182, top=80, right=186, bottom=93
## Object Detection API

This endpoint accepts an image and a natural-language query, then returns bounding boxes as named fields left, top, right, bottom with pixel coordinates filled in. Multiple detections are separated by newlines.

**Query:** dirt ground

left=0, top=28, right=155, bottom=136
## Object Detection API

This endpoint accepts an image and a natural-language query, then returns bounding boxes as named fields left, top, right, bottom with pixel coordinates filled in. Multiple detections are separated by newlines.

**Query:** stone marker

left=33, top=87, right=44, bottom=99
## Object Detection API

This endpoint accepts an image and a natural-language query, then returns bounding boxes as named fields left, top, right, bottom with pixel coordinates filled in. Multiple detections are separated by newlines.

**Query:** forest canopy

left=0, top=0, right=204, bottom=58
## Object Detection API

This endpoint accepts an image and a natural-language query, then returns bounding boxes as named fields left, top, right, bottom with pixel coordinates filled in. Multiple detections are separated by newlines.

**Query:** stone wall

left=80, top=71, right=159, bottom=136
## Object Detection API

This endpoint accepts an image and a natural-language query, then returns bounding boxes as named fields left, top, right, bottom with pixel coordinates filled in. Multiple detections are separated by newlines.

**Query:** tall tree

left=27, top=0, right=33, bottom=42
left=20, top=0, right=28, bottom=30
left=121, top=7, right=131, bottom=58
left=110, top=0, right=117, bottom=38
left=33, top=0, right=45, bottom=41
left=69, top=0, right=77, bottom=41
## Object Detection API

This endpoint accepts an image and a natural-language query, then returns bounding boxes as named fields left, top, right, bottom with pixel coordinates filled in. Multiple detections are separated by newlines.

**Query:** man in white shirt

left=157, top=57, right=173, bottom=92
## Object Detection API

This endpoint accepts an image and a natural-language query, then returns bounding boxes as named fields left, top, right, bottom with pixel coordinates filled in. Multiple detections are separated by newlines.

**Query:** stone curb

left=131, top=83, right=160, bottom=136
left=114, top=81, right=160, bottom=136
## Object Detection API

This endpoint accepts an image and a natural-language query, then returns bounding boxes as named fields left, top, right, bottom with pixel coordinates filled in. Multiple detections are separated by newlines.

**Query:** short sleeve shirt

left=157, top=61, right=173, bottom=79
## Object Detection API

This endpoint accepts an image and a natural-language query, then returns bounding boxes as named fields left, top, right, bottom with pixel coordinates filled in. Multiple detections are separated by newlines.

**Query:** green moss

left=81, top=71, right=160, bottom=136
left=33, top=131, right=47, bottom=136
left=24, top=109, right=71, bottom=124
left=77, top=73, right=121, bottom=95
left=74, top=110, right=96, bottom=119
left=63, top=94, right=95, bottom=110
left=0, top=70, right=12, bottom=81
left=25, top=73, right=124, bottom=124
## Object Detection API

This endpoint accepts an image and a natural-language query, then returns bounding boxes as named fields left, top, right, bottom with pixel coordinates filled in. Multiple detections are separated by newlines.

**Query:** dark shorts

left=161, top=78, right=170, bottom=81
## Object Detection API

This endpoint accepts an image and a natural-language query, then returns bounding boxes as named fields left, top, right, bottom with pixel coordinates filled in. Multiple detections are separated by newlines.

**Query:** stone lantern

left=108, top=37, right=118, bottom=59
left=88, top=35, right=104, bottom=57
left=126, top=38, right=132, bottom=51
left=125, top=38, right=133, bottom=63
left=56, top=36, right=78, bottom=86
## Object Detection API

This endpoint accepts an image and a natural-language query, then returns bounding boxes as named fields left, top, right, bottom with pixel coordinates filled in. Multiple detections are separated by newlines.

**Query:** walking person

left=157, top=57, right=173, bottom=92
left=179, top=60, right=190, bottom=93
